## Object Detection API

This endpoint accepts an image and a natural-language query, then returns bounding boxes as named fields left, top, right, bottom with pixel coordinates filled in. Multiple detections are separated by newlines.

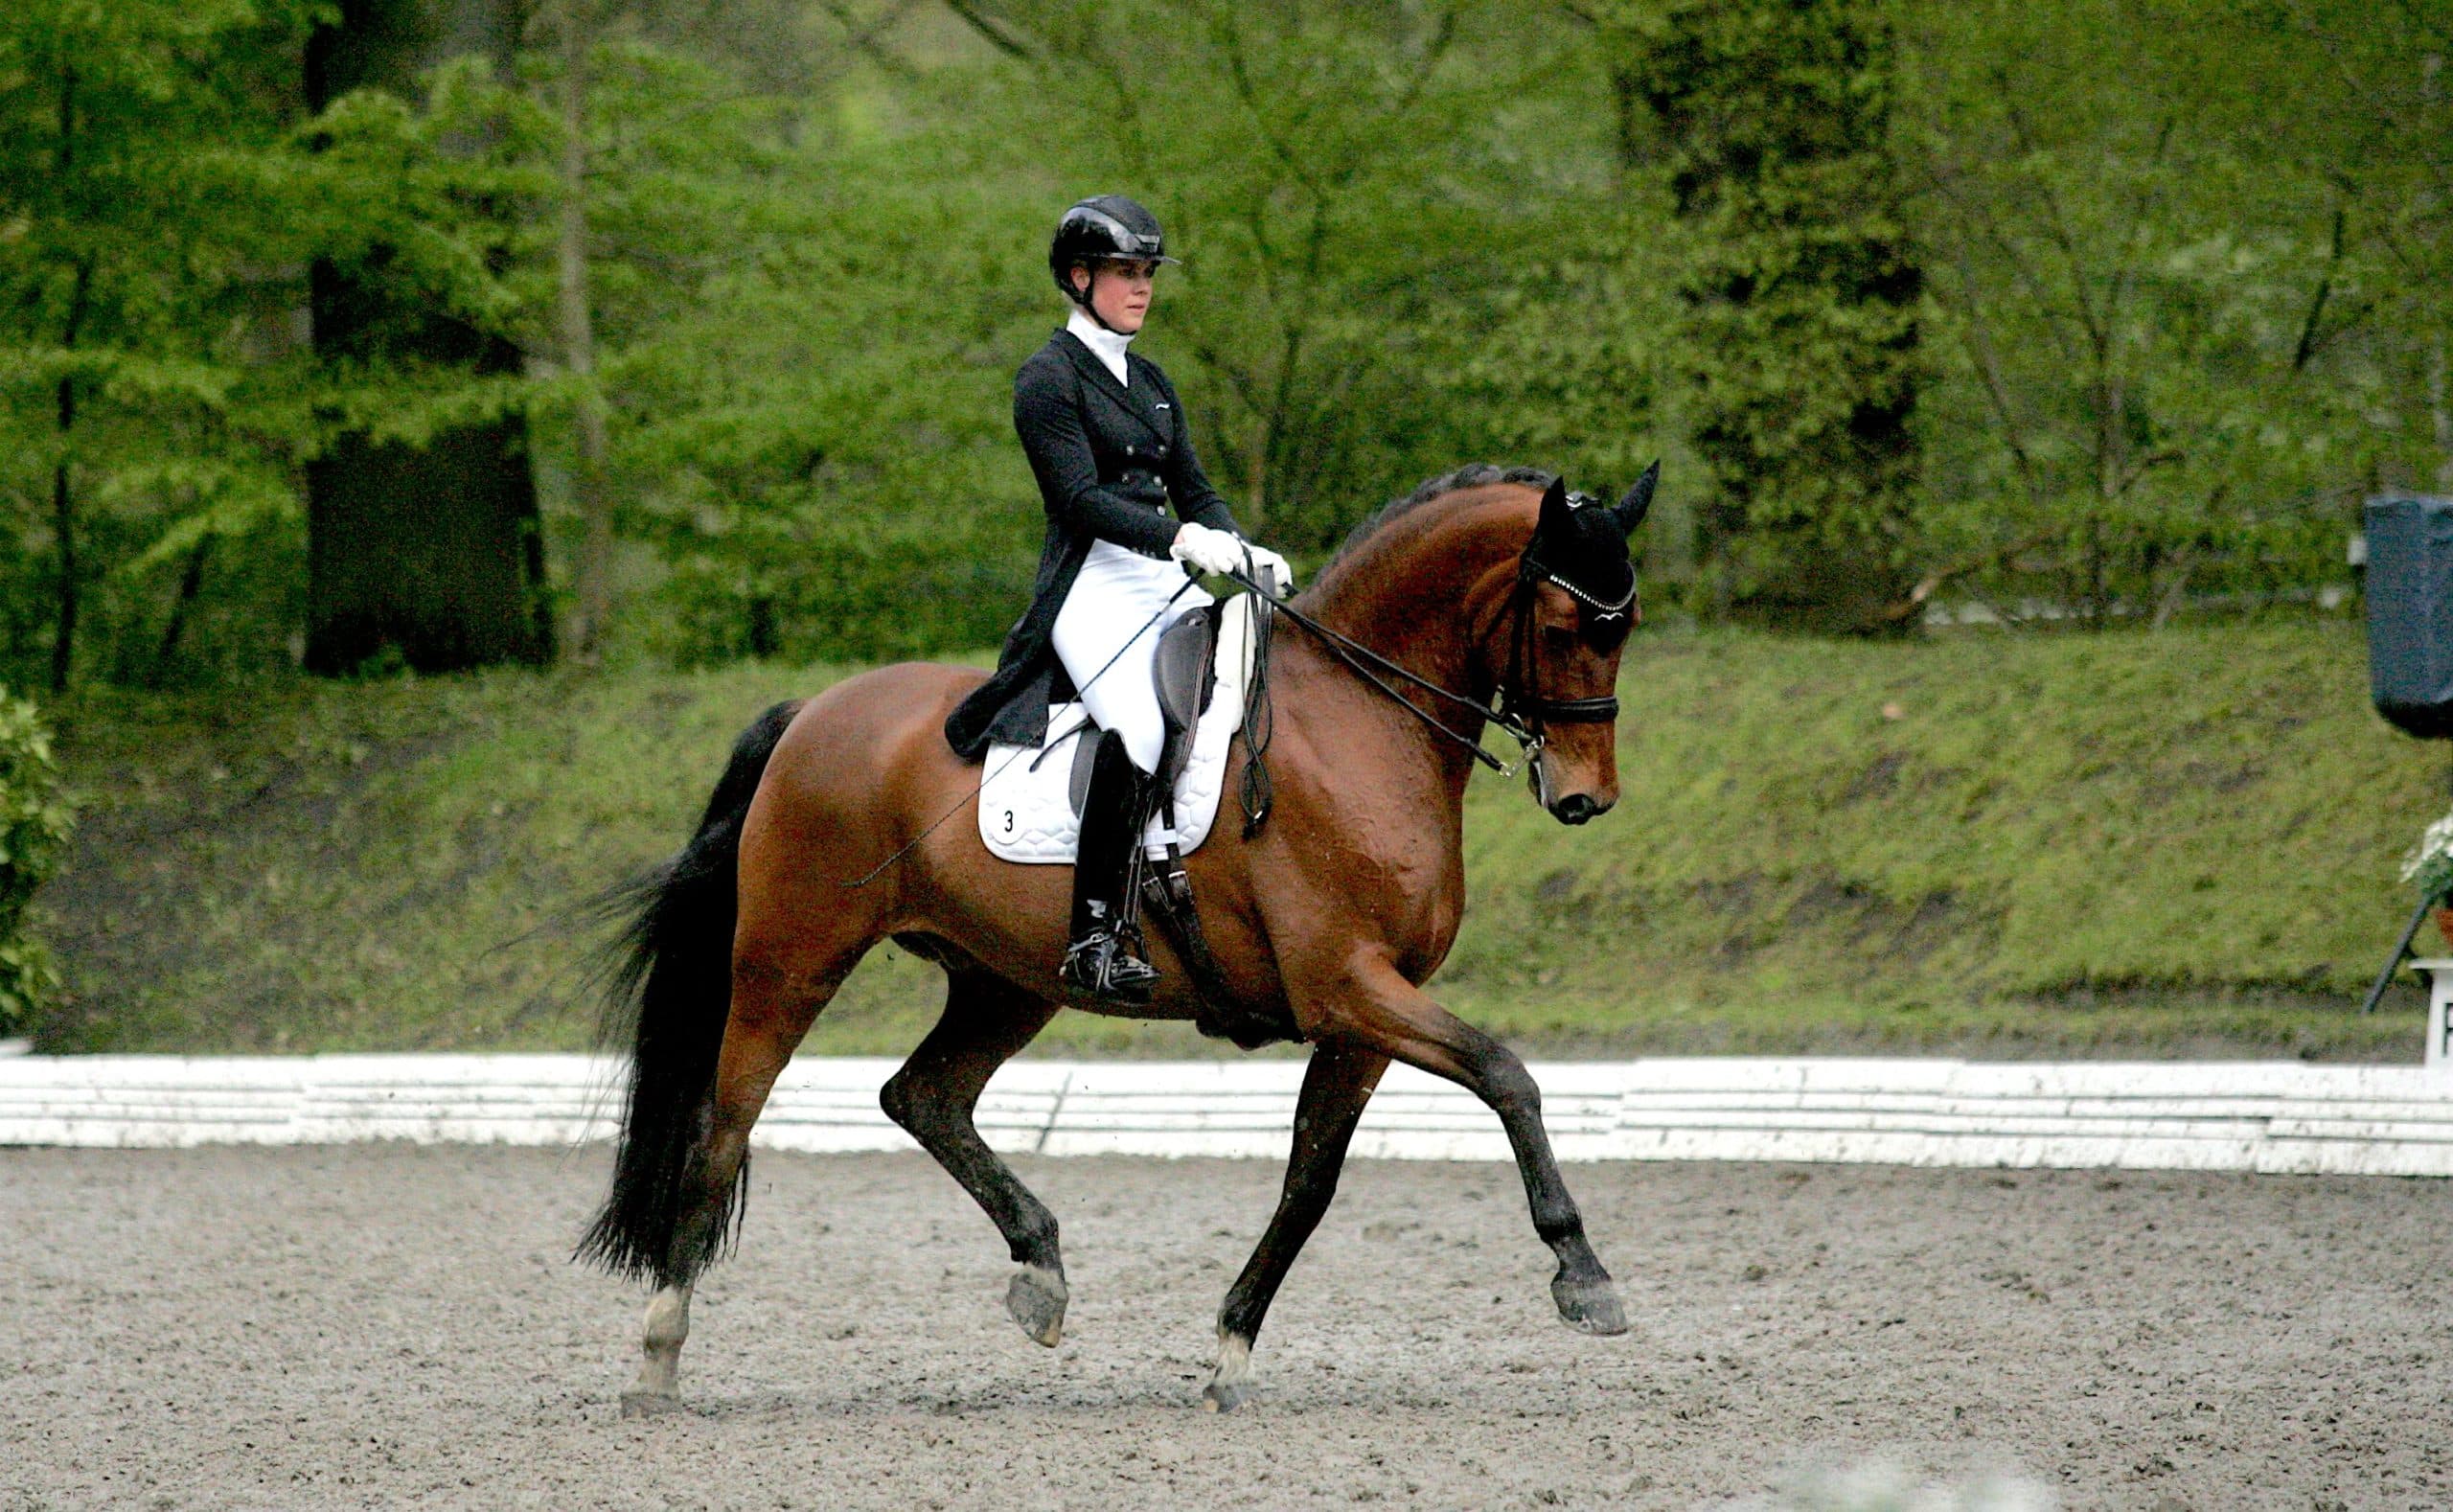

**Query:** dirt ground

left=3, top=1145, right=2446, bottom=1511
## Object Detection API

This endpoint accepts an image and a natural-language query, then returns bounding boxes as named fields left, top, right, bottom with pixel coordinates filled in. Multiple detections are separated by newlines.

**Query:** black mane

left=1327, top=463, right=1556, bottom=569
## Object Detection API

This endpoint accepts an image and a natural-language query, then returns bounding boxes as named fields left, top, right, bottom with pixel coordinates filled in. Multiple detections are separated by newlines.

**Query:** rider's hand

left=1172, top=523, right=1296, bottom=596
left=1170, top=521, right=1249, bottom=578
left=1242, top=544, right=1295, bottom=597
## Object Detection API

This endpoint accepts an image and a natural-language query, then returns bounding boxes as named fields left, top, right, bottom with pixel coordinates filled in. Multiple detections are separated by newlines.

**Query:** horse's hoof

left=1551, top=1275, right=1628, bottom=1336
left=1203, top=1331, right=1254, bottom=1410
left=1006, top=1264, right=1068, bottom=1347
left=619, top=1389, right=688, bottom=1419
left=1203, top=1379, right=1254, bottom=1412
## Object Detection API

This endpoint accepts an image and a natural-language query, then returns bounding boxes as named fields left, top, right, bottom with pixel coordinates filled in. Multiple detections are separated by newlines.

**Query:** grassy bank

left=27, top=619, right=2443, bottom=1059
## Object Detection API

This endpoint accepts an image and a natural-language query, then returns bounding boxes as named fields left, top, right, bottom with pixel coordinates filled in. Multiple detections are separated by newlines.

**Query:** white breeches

left=1051, top=539, right=1213, bottom=774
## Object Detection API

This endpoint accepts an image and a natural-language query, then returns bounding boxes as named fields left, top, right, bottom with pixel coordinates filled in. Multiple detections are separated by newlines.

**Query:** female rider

left=944, top=195, right=1294, bottom=1003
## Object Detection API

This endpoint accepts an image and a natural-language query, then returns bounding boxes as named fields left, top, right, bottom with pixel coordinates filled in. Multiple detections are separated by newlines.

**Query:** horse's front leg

left=1205, top=1040, right=1389, bottom=1411
left=1313, top=954, right=1626, bottom=1337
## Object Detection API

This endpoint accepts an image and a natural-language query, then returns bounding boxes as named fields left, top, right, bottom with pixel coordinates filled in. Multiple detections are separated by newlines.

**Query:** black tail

left=575, top=699, right=803, bottom=1286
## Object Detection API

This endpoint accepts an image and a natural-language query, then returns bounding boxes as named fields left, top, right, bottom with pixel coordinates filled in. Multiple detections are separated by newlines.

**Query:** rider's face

left=1071, top=259, right=1157, bottom=333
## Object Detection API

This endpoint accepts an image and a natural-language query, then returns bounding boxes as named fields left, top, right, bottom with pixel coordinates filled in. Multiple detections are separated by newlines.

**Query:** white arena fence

left=3, top=1053, right=2451, bottom=1175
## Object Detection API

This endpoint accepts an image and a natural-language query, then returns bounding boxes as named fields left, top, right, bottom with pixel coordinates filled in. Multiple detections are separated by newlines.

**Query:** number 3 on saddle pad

left=977, top=595, right=1259, bottom=864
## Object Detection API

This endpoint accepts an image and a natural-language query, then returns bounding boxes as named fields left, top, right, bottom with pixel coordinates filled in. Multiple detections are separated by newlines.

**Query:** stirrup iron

left=1061, top=901, right=1158, bottom=1002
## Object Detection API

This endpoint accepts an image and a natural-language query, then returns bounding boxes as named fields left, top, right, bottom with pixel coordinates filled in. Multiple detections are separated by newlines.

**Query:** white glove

left=1170, top=521, right=1249, bottom=578
left=1171, top=522, right=1296, bottom=595
left=1242, top=544, right=1295, bottom=597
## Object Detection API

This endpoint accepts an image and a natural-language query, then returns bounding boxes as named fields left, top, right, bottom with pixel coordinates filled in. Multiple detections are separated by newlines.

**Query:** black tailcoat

left=945, top=329, right=1244, bottom=760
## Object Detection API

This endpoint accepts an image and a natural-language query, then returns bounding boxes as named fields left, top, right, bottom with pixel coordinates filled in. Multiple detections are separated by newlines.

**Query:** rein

left=1226, top=554, right=1623, bottom=787
left=852, top=533, right=1629, bottom=888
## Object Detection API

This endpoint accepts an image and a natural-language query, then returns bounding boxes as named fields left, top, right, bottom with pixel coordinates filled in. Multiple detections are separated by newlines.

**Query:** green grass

left=26, top=618, right=2444, bottom=1060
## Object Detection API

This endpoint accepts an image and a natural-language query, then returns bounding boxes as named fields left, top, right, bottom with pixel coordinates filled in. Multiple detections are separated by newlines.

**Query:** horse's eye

left=1578, top=613, right=1631, bottom=653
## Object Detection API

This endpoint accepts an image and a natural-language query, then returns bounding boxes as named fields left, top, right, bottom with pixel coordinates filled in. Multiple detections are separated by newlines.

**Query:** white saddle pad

left=979, top=595, right=1259, bottom=864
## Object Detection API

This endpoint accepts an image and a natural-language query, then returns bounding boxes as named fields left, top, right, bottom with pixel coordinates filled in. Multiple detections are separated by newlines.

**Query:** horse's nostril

left=1552, top=793, right=1597, bottom=825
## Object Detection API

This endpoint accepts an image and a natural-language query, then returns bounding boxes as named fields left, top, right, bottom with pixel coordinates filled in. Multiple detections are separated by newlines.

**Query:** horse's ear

left=1611, top=460, right=1660, bottom=534
left=1537, top=475, right=1572, bottom=536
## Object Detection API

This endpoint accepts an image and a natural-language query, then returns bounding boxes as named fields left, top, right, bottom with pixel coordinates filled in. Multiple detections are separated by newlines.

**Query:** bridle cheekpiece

left=1484, top=490, right=1637, bottom=803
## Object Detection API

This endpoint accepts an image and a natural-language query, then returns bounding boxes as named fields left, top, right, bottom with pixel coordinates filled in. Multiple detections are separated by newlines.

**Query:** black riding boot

left=1061, top=728, right=1161, bottom=1003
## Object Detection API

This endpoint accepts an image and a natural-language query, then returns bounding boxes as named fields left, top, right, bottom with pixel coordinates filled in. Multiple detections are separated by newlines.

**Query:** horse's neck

left=1274, top=498, right=1525, bottom=814
left=1300, top=501, right=1524, bottom=702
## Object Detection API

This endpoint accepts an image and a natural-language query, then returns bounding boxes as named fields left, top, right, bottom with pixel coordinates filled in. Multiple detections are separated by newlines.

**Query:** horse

left=580, top=462, right=1657, bottom=1414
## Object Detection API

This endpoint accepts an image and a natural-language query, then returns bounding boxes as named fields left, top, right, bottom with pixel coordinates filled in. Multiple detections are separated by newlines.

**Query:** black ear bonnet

left=1522, top=463, right=1657, bottom=645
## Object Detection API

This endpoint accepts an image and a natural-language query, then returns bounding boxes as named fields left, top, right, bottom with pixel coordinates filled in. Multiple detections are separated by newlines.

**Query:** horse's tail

left=576, top=698, right=804, bottom=1286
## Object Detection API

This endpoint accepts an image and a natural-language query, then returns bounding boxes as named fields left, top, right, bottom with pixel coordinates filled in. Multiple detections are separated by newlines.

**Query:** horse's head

left=1497, top=463, right=1656, bottom=825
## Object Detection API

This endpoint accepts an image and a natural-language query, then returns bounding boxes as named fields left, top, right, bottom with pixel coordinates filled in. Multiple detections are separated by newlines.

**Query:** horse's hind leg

left=624, top=931, right=870, bottom=1416
left=1206, top=1040, right=1388, bottom=1411
left=879, top=968, right=1066, bottom=1344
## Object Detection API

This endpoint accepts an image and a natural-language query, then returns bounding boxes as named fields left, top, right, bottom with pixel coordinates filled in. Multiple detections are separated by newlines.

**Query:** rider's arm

left=1014, top=360, right=1181, bottom=557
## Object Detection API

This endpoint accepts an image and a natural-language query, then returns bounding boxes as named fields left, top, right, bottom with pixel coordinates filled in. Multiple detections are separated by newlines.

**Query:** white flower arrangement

left=2401, top=812, right=2453, bottom=902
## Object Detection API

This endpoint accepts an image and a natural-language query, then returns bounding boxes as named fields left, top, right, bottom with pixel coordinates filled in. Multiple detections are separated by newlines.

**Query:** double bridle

left=1227, top=538, right=1629, bottom=801
left=848, top=538, right=1631, bottom=887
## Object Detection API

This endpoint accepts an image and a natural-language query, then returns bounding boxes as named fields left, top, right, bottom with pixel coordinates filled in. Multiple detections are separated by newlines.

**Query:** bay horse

left=581, top=463, right=1656, bottom=1413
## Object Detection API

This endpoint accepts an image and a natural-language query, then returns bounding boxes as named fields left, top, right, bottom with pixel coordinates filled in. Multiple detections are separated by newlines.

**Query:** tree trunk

left=48, top=68, right=89, bottom=696
left=152, top=537, right=214, bottom=683
left=50, top=367, right=80, bottom=697
left=302, top=0, right=553, bottom=676
left=557, top=4, right=615, bottom=664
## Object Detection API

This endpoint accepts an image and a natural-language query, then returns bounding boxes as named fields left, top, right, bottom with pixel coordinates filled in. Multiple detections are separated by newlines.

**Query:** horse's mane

left=1326, top=464, right=1555, bottom=570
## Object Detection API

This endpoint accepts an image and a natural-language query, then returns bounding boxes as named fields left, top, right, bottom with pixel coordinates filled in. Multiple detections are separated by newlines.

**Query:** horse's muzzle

left=1547, top=792, right=1612, bottom=826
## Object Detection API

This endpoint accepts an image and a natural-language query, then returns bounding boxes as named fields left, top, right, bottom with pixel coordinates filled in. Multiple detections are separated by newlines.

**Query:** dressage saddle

left=1060, top=602, right=1287, bottom=1047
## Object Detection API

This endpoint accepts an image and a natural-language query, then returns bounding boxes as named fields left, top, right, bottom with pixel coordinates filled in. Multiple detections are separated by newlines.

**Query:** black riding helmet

left=1048, top=195, right=1181, bottom=322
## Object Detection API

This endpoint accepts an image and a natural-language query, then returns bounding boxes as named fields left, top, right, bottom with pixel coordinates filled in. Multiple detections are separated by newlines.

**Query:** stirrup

left=1060, top=906, right=1158, bottom=1004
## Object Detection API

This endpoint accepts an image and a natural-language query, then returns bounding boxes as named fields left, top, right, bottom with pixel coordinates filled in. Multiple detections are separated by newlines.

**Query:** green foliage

left=555, top=37, right=1046, bottom=660
left=514, top=0, right=1655, bottom=656
left=1628, top=0, right=1925, bottom=629
left=0, top=0, right=325, bottom=689
left=2, top=0, right=2449, bottom=681
left=1899, top=0, right=2450, bottom=618
left=27, top=621, right=2430, bottom=1058
left=0, top=689, right=73, bottom=1033
left=916, top=0, right=1648, bottom=550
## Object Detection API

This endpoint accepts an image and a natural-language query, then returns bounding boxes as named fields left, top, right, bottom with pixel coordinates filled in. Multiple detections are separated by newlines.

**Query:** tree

left=1611, top=0, right=1924, bottom=632
left=938, top=0, right=1619, bottom=550
left=542, top=0, right=616, bottom=663
left=2272, top=0, right=2452, bottom=495
left=0, top=0, right=314, bottom=691
left=302, top=0, right=553, bottom=675
left=1897, top=0, right=2442, bottom=623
